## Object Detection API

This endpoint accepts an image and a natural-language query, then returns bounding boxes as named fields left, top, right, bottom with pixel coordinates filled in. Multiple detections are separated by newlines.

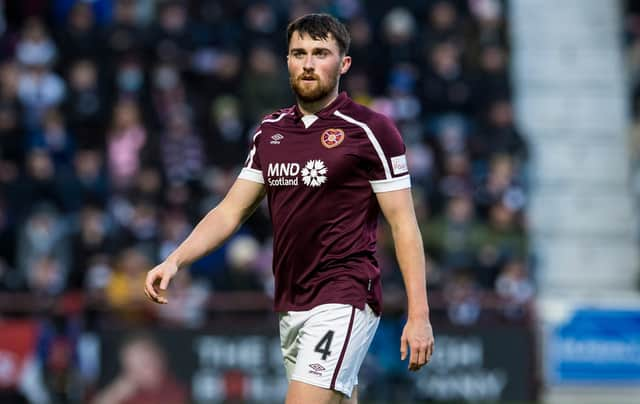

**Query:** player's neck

left=297, top=89, right=339, bottom=116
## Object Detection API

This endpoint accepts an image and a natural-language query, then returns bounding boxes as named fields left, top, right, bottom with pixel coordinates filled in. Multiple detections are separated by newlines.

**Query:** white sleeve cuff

left=239, top=167, right=264, bottom=184
left=369, top=175, right=411, bottom=193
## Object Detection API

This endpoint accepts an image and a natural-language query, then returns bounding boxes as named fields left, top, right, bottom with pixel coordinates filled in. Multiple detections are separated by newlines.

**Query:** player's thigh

left=290, top=303, right=379, bottom=398
left=285, top=380, right=343, bottom=404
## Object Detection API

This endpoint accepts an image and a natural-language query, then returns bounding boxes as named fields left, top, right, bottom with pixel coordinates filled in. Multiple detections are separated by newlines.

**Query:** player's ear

left=340, top=55, right=352, bottom=75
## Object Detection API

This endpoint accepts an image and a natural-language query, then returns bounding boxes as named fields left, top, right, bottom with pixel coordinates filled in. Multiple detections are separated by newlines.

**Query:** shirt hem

left=238, top=167, right=264, bottom=184
left=369, top=175, right=411, bottom=193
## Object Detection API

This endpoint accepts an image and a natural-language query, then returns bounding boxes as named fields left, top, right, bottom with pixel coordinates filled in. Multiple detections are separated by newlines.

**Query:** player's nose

left=302, top=54, right=315, bottom=69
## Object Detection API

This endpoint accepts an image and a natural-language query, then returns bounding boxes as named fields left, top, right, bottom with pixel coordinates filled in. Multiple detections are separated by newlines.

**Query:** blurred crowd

left=0, top=0, right=531, bottom=330
left=627, top=1, right=640, bottom=213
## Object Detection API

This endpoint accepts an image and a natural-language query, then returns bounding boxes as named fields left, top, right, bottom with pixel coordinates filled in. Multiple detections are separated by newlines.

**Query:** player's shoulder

left=336, top=99, right=400, bottom=137
left=260, top=106, right=295, bottom=126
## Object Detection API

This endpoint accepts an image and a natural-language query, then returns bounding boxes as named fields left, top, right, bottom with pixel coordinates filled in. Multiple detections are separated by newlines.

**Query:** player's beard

left=290, top=67, right=340, bottom=103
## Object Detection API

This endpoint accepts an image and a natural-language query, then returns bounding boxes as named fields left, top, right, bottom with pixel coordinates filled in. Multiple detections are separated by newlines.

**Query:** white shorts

left=279, top=303, right=380, bottom=398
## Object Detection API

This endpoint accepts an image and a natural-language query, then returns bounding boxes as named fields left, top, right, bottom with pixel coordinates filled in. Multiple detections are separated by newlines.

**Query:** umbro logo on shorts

left=309, top=363, right=326, bottom=372
left=309, top=363, right=326, bottom=376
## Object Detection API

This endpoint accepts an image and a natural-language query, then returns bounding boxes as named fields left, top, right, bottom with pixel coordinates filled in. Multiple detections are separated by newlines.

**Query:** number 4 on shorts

left=315, top=330, right=334, bottom=360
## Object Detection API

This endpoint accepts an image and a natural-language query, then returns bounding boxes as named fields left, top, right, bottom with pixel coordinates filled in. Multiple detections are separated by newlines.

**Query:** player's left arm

left=377, top=188, right=435, bottom=371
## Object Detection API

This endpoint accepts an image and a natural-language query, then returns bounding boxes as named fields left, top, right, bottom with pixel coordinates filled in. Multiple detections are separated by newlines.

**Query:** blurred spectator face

left=80, top=206, right=107, bottom=240
left=113, top=100, right=141, bottom=130
left=211, top=95, right=242, bottom=141
left=430, top=1, right=457, bottom=29
left=17, top=17, right=56, bottom=67
left=74, top=149, right=102, bottom=179
left=152, top=64, right=180, bottom=91
left=160, top=3, right=187, bottom=32
left=470, top=0, right=503, bottom=25
left=29, top=255, right=64, bottom=294
left=118, top=248, right=151, bottom=277
left=382, top=7, right=416, bottom=44
left=129, top=201, right=158, bottom=237
left=447, top=196, right=473, bottom=222
left=165, top=181, right=190, bottom=207
left=42, top=108, right=64, bottom=132
left=430, top=42, right=460, bottom=75
left=245, top=2, right=277, bottom=34
left=216, top=52, right=241, bottom=80
left=21, top=17, right=48, bottom=42
left=344, top=71, right=371, bottom=96
left=69, top=60, right=97, bottom=91
left=69, top=2, right=95, bottom=32
left=27, top=149, right=55, bottom=179
left=287, top=31, right=347, bottom=103
left=116, top=59, right=144, bottom=93
left=503, top=259, right=527, bottom=280
left=444, top=153, right=469, bottom=176
left=0, top=106, right=17, bottom=132
left=212, top=95, right=240, bottom=125
left=121, top=338, right=166, bottom=389
left=226, top=235, right=260, bottom=273
left=249, top=46, right=278, bottom=75
left=161, top=211, right=189, bottom=243
left=489, top=100, right=513, bottom=127
left=481, top=45, right=506, bottom=72
left=114, top=0, right=138, bottom=25
left=136, top=167, right=162, bottom=195
left=0, top=61, right=20, bottom=97
left=349, top=17, right=371, bottom=47
left=167, top=110, right=191, bottom=137
left=489, top=202, right=515, bottom=229
left=488, top=154, right=514, bottom=187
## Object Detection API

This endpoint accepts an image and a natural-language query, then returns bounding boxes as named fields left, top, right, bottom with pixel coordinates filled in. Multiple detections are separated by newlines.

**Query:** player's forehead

left=288, top=31, right=340, bottom=53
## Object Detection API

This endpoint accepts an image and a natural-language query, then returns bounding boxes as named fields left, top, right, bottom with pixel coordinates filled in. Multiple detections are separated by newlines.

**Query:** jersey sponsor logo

left=321, top=128, right=345, bottom=149
left=301, top=160, right=328, bottom=187
left=270, top=133, right=284, bottom=144
left=391, top=154, right=408, bottom=175
left=266, top=160, right=328, bottom=187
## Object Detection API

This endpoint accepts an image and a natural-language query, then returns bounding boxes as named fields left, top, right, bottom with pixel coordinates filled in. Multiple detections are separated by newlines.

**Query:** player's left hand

left=400, top=318, right=434, bottom=371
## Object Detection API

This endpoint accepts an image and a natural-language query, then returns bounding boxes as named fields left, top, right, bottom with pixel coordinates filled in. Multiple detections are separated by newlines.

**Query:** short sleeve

left=238, top=128, right=265, bottom=184
left=360, top=114, right=411, bottom=193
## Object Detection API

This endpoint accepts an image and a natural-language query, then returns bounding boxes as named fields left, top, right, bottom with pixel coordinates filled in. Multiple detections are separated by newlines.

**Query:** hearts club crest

left=321, top=128, right=345, bottom=149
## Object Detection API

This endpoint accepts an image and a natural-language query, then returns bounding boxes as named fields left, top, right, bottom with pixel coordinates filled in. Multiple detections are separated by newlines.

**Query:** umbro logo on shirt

left=270, top=133, right=284, bottom=144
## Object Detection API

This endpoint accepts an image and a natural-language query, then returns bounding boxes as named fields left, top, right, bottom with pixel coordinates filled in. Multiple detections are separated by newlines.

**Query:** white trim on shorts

left=279, top=303, right=380, bottom=398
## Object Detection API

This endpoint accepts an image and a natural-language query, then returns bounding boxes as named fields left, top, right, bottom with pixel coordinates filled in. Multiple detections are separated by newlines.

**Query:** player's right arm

left=144, top=178, right=266, bottom=304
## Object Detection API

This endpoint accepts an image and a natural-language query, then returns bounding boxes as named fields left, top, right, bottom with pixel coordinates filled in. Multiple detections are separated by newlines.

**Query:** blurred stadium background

left=0, top=0, right=638, bottom=403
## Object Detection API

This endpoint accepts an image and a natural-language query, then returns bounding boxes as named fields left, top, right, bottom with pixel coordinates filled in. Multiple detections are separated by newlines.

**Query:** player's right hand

left=143, top=260, right=179, bottom=304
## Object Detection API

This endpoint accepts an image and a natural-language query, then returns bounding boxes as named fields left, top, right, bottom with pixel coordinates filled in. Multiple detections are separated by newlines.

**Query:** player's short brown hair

left=287, top=13, right=351, bottom=56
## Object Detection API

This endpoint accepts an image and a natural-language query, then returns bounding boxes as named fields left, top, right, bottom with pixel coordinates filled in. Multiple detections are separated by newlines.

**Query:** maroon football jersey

left=239, top=92, right=410, bottom=315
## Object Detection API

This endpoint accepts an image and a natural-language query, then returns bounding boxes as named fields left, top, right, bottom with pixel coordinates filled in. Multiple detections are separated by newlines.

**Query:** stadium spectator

left=64, top=59, right=107, bottom=148
left=28, top=108, right=75, bottom=171
left=105, top=247, right=153, bottom=322
left=495, top=258, right=534, bottom=320
left=57, top=2, right=102, bottom=64
left=423, top=194, right=482, bottom=276
left=91, top=334, right=187, bottom=404
left=106, top=99, right=147, bottom=191
left=16, top=203, right=70, bottom=293
left=160, top=107, right=205, bottom=184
